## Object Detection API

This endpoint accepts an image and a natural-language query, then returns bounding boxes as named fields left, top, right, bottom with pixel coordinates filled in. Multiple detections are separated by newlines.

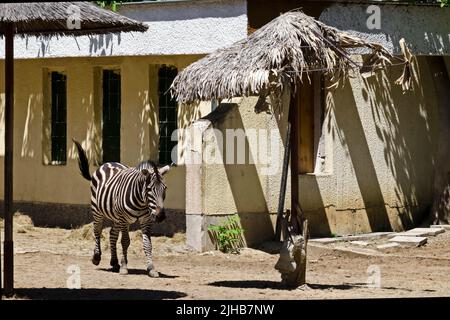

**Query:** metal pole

left=4, top=22, right=14, bottom=296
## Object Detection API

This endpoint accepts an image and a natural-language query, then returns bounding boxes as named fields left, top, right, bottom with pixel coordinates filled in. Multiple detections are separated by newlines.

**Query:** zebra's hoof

left=120, top=267, right=129, bottom=275
left=92, top=254, right=101, bottom=266
left=111, top=264, right=120, bottom=273
left=148, top=269, right=159, bottom=278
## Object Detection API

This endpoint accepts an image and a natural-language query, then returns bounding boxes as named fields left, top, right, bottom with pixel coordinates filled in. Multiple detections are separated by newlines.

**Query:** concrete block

left=430, top=224, right=450, bottom=230
left=346, top=232, right=395, bottom=241
left=350, top=241, right=369, bottom=246
left=399, top=228, right=445, bottom=237
left=389, top=236, right=427, bottom=247
left=309, top=237, right=345, bottom=244
left=394, top=231, right=429, bottom=237
left=377, top=243, right=400, bottom=250
left=310, top=232, right=394, bottom=244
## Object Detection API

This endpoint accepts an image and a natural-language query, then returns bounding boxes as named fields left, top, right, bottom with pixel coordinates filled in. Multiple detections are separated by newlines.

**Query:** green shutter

left=51, top=72, right=67, bottom=164
left=102, top=69, right=121, bottom=163
left=158, top=65, right=178, bottom=165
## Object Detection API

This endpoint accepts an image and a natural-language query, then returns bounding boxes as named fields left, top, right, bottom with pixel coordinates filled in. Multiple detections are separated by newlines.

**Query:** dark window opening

left=102, top=69, right=121, bottom=163
left=158, top=65, right=178, bottom=165
left=51, top=71, right=67, bottom=164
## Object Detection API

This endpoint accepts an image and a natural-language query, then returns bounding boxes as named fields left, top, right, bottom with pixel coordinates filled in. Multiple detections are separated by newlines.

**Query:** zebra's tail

left=72, top=139, right=92, bottom=181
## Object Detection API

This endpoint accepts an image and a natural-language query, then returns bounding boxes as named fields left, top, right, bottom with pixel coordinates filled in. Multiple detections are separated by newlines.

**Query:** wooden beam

left=274, top=121, right=291, bottom=241
left=290, top=88, right=300, bottom=233
left=4, top=22, right=15, bottom=296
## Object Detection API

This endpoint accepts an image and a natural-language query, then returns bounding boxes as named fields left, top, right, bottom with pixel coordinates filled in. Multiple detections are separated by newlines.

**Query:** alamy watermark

left=66, top=264, right=81, bottom=289
left=66, top=4, right=81, bottom=30
left=170, top=128, right=282, bottom=176
left=366, top=264, right=381, bottom=289
left=366, top=5, right=381, bottom=30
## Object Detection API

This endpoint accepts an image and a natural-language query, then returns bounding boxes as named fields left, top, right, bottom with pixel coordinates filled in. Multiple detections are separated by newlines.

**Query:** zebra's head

left=139, top=162, right=172, bottom=223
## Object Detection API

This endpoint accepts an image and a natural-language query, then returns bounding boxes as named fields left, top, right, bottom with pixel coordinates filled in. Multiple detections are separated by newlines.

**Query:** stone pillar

left=185, top=119, right=210, bottom=251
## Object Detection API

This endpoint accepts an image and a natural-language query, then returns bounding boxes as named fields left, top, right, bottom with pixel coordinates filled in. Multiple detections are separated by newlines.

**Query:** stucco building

left=0, top=0, right=449, bottom=251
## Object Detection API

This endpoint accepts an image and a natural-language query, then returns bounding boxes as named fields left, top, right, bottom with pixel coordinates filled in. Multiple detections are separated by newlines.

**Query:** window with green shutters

left=158, top=65, right=178, bottom=165
left=50, top=71, right=67, bottom=164
left=102, top=69, right=121, bottom=164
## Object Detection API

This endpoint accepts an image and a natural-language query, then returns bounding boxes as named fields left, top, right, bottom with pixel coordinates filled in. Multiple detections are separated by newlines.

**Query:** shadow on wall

left=88, top=34, right=121, bottom=56
left=178, top=101, right=203, bottom=163
left=325, top=59, right=433, bottom=232
left=328, top=79, right=393, bottom=232
left=299, top=175, right=332, bottom=237
left=362, top=57, right=434, bottom=228
left=209, top=103, right=274, bottom=246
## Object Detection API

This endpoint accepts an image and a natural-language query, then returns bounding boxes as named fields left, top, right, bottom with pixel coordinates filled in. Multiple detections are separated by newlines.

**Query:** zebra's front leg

left=141, top=225, right=159, bottom=278
left=92, top=217, right=103, bottom=266
left=119, top=225, right=130, bottom=275
left=109, top=225, right=120, bottom=272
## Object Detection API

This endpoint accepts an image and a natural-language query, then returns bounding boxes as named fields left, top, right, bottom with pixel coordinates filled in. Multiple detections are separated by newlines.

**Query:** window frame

left=43, top=69, right=68, bottom=166
left=157, top=64, right=178, bottom=166
left=101, top=68, right=121, bottom=164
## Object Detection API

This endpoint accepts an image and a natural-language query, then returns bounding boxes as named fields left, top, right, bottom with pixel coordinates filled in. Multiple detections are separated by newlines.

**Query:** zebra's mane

left=136, top=160, right=161, bottom=181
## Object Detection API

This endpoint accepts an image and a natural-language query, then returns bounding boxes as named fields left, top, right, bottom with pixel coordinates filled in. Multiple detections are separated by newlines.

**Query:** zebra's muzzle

left=155, top=206, right=166, bottom=223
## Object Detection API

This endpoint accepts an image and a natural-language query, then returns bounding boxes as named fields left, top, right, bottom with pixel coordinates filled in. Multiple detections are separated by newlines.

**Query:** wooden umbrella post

left=274, top=121, right=291, bottom=241
left=4, top=22, right=14, bottom=296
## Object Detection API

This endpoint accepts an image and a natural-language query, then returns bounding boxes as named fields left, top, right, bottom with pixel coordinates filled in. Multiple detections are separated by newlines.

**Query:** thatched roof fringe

left=170, top=10, right=412, bottom=104
left=0, top=2, right=148, bottom=36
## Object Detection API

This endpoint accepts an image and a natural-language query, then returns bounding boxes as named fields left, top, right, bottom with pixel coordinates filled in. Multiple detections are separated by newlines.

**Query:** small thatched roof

left=0, top=2, right=148, bottom=36
left=171, top=10, right=410, bottom=103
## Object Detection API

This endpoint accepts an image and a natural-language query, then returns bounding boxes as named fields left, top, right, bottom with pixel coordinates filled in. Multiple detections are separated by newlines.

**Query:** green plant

left=95, top=1, right=122, bottom=12
left=208, top=215, right=244, bottom=253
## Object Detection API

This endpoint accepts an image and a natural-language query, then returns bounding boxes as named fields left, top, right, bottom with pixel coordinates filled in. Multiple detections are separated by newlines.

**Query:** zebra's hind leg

left=140, top=220, right=159, bottom=278
left=92, top=216, right=103, bottom=266
left=119, top=225, right=130, bottom=275
left=109, top=224, right=120, bottom=272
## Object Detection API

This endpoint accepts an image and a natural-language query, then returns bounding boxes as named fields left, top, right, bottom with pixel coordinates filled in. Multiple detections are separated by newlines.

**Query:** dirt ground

left=1, top=214, right=450, bottom=300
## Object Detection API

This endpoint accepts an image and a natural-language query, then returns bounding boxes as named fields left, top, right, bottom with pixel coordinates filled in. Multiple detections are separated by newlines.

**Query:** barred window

left=158, top=65, right=178, bottom=165
left=102, top=69, right=121, bottom=163
left=50, top=71, right=67, bottom=164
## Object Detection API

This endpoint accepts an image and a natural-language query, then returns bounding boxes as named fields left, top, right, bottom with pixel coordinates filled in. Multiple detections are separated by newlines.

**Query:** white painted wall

left=0, top=0, right=248, bottom=59
left=320, top=3, right=450, bottom=55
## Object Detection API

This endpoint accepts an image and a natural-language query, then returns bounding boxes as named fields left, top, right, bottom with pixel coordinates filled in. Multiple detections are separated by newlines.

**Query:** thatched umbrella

left=0, top=2, right=148, bottom=296
left=171, top=10, right=411, bottom=103
left=170, top=10, right=412, bottom=288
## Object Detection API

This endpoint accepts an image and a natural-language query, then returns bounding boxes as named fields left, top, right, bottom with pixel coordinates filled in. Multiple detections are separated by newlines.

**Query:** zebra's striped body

left=73, top=140, right=170, bottom=277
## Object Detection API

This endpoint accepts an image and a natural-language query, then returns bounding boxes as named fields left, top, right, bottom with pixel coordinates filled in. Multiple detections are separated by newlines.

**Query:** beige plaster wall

left=300, top=56, right=439, bottom=236
left=0, top=55, right=210, bottom=211
left=192, top=56, right=439, bottom=241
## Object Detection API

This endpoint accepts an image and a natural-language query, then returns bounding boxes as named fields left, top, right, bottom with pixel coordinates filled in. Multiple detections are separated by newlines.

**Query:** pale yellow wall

left=299, top=56, right=439, bottom=236
left=202, top=94, right=291, bottom=216
left=194, top=56, right=439, bottom=238
left=0, top=55, right=210, bottom=210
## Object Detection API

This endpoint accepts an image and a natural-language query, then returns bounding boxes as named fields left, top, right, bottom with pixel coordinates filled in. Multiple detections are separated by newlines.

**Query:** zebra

left=73, top=140, right=171, bottom=277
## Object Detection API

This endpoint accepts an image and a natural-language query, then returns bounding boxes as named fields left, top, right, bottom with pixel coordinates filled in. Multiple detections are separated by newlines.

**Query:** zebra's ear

left=141, top=168, right=150, bottom=177
left=158, top=165, right=171, bottom=176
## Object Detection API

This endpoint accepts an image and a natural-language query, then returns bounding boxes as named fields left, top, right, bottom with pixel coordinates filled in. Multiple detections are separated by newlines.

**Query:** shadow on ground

left=209, top=280, right=414, bottom=292
left=209, top=280, right=288, bottom=290
left=98, top=267, right=178, bottom=278
left=12, top=288, right=187, bottom=300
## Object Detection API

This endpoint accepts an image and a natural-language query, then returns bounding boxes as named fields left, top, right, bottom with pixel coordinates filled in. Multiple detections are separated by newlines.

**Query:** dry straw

left=0, top=2, right=148, bottom=36
left=171, top=10, right=412, bottom=103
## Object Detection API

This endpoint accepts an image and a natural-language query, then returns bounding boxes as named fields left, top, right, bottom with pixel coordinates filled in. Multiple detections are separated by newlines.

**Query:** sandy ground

left=1, top=214, right=450, bottom=300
